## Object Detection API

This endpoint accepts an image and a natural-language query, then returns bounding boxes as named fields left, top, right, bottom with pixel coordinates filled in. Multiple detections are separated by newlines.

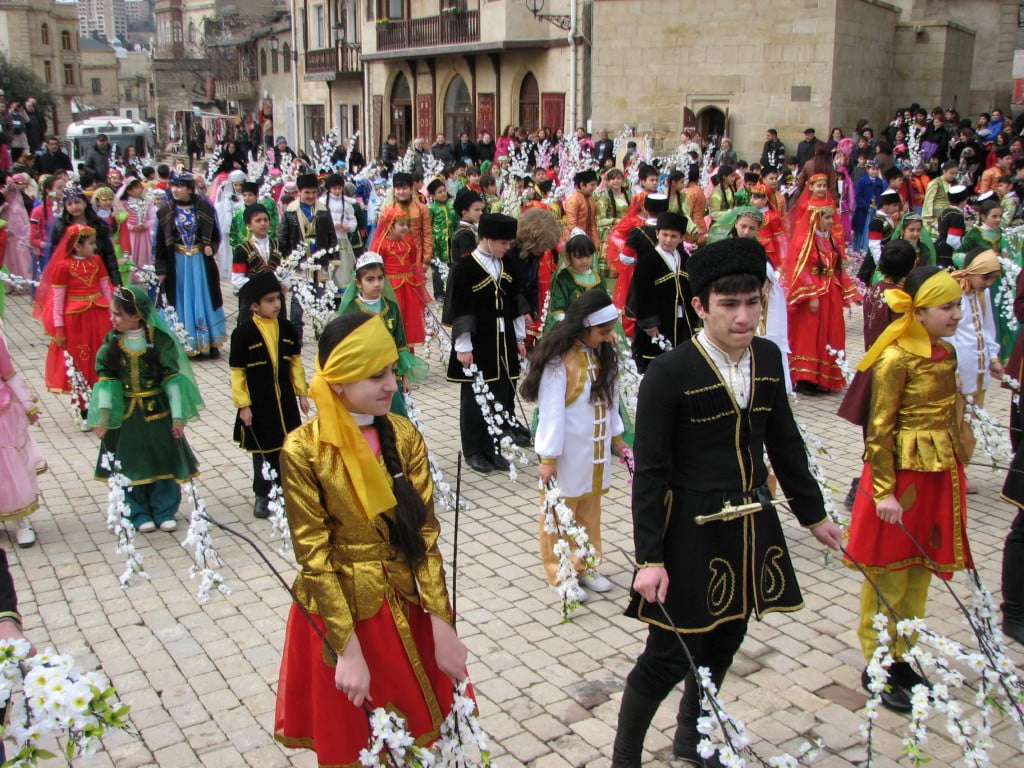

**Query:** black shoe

left=861, top=667, right=912, bottom=713
left=890, top=661, right=929, bottom=691
left=207, top=347, right=221, bottom=359
left=491, top=453, right=511, bottom=471
left=844, top=477, right=859, bottom=510
left=253, top=497, right=270, bottom=519
left=1003, top=619, right=1024, bottom=645
left=512, top=425, right=532, bottom=447
left=465, top=454, right=494, bottom=473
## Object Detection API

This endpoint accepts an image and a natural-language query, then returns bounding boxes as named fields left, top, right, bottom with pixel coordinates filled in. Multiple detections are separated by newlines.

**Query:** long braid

left=374, top=415, right=427, bottom=564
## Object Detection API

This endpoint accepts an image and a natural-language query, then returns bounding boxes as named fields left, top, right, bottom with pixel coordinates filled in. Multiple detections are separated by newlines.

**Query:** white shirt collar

left=696, top=330, right=752, bottom=409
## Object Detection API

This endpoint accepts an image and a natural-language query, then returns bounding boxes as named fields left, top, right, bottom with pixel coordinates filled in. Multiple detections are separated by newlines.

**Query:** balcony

left=215, top=79, right=258, bottom=100
left=304, top=43, right=361, bottom=80
left=376, top=10, right=479, bottom=53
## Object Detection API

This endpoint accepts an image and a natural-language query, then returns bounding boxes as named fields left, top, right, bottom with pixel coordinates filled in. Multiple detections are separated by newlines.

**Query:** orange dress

left=379, top=234, right=427, bottom=345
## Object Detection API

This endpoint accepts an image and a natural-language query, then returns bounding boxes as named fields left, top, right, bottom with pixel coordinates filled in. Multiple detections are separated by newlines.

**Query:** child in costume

left=231, top=204, right=283, bottom=325
left=92, top=187, right=131, bottom=284
left=545, top=230, right=605, bottom=332
left=521, top=289, right=625, bottom=603
left=275, top=313, right=468, bottom=766
left=845, top=265, right=972, bottom=714
left=963, top=195, right=1016, bottom=359
left=33, top=224, right=113, bottom=399
left=785, top=199, right=859, bottom=392
left=337, top=252, right=428, bottom=417
left=862, top=239, right=917, bottom=350
left=371, top=205, right=427, bottom=348
left=948, top=247, right=1004, bottom=493
left=117, top=178, right=157, bottom=273
left=230, top=273, right=308, bottom=519
left=0, top=323, right=45, bottom=547
left=88, top=285, right=203, bottom=532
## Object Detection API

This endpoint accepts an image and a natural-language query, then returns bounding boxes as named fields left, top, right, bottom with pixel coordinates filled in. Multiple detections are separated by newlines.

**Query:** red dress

left=785, top=210, right=858, bottom=391
left=379, top=234, right=427, bottom=345
left=35, top=255, right=112, bottom=392
left=605, top=197, right=648, bottom=337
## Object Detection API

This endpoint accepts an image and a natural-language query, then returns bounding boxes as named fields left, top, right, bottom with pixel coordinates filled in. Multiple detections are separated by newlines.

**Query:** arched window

left=41, top=24, right=50, bottom=46
left=60, top=30, right=72, bottom=51
left=188, top=21, right=196, bottom=43
left=696, top=106, right=726, bottom=140
left=519, top=72, right=539, bottom=132
left=282, top=43, right=292, bottom=73
left=260, top=48, right=268, bottom=76
left=271, top=46, right=279, bottom=74
left=443, top=75, right=473, bottom=145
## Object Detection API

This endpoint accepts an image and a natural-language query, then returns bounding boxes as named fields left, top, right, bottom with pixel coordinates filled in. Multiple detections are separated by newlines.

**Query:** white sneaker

left=549, top=584, right=589, bottom=603
left=159, top=519, right=178, bottom=532
left=15, top=520, right=36, bottom=548
left=580, top=573, right=613, bottom=593
left=136, top=521, right=156, bottom=533
left=80, top=422, right=93, bottom=433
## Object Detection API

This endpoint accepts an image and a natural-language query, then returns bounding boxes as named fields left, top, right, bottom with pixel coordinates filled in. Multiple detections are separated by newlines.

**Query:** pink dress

left=3, top=188, right=32, bottom=280
left=0, top=330, right=45, bottom=520
left=121, top=197, right=156, bottom=268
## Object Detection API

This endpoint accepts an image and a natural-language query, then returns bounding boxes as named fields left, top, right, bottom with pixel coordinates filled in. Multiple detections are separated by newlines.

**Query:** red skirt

left=391, top=281, right=426, bottom=346
left=787, top=283, right=846, bottom=391
left=844, top=463, right=973, bottom=579
left=275, top=598, right=461, bottom=767
left=44, top=305, right=110, bottom=393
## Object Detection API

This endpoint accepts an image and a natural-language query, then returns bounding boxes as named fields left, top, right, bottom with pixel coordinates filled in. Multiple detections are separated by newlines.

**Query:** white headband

left=584, top=304, right=620, bottom=327
left=355, top=251, right=384, bottom=271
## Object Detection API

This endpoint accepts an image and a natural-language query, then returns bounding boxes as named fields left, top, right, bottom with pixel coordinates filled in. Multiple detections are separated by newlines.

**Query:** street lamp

left=523, top=0, right=572, bottom=31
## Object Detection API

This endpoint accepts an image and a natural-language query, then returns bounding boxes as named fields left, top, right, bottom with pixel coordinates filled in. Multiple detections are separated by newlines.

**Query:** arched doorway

left=519, top=72, right=539, bottom=132
left=389, top=73, right=412, bottom=150
left=696, top=106, right=727, bottom=140
left=443, top=75, right=474, bottom=144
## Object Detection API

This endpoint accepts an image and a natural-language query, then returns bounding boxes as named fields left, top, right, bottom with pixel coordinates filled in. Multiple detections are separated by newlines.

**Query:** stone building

left=77, top=0, right=128, bottom=43
left=79, top=37, right=119, bottom=114
left=357, top=0, right=1017, bottom=163
left=0, top=0, right=85, bottom=132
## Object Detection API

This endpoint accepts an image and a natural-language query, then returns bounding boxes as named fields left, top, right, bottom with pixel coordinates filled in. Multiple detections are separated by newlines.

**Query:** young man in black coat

left=445, top=213, right=529, bottom=473
left=612, top=237, right=843, bottom=768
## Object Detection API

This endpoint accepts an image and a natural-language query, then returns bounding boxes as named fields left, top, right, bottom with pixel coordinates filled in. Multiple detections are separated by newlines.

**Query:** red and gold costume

left=371, top=207, right=427, bottom=346
left=844, top=272, right=972, bottom=661
left=784, top=189, right=858, bottom=391
left=390, top=197, right=433, bottom=265
left=33, top=224, right=112, bottom=392
left=604, top=195, right=648, bottom=337
left=276, top=316, right=466, bottom=766
left=563, top=189, right=598, bottom=244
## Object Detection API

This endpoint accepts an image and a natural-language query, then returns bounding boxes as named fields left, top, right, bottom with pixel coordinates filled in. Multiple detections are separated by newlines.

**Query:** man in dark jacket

left=83, top=134, right=112, bottom=184
left=612, top=238, right=842, bottom=768
left=796, top=127, right=820, bottom=168
left=380, top=134, right=400, bottom=172
left=23, top=99, right=46, bottom=153
left=35, top=135, right=72, bottom=175
left=431, top=133, right=454, bottom=165
left=476, top=131, right=495, bottom=163
left=277, top=172, right=337, bottom=344
left=593, top=129, right=615, bottom=166
left=759, top=128, right=786, bottom=169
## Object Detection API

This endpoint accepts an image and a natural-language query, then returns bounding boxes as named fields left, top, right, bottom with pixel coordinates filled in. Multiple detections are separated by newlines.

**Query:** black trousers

left=252, top=451, right=281, bottom=498
left=459, top=376, right=514, bottom=458
left=1003, top=506, right=1024, bottom=625
left=627, top=618, right=749, bottom=701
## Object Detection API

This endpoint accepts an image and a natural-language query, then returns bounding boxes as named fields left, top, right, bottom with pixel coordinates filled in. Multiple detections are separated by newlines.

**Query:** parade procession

left=2, top=0, right=1024, bottom=766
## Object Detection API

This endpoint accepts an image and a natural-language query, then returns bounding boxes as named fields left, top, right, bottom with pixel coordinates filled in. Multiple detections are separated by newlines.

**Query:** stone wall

left=891, top=21, right=975, bottom=117
left=830, top=0, right=899, bottom=137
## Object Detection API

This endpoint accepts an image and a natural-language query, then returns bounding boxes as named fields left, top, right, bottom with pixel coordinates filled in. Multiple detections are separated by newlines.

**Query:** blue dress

left=172, top=206, right=227, bottom=354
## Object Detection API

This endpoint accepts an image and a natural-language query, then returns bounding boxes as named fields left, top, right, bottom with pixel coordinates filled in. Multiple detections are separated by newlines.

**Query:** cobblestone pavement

left=1, top=281, right=1022, bottom=768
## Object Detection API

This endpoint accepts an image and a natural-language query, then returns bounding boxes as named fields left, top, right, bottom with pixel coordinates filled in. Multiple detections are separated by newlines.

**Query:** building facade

left=79, top=37, right=119, bottom=114
left=0, top=0, right=85, bottom=132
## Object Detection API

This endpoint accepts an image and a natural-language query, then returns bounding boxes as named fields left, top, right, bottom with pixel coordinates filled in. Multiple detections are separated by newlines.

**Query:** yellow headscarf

left=308, top=315, right=399, bottom=519
left=857, top=269, right=963, bottom=372
left=951, top=248, right=1001, bottom=292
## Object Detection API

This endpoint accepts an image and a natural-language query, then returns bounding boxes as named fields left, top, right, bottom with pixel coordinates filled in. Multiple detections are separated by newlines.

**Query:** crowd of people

left=0, top=99, right=1023, bottom=767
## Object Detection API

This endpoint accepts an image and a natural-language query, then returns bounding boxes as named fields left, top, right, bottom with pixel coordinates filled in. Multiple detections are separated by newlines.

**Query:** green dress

left=963, top=224, right=1017, bottom=360
left=90, top=327, right=203, bottom=484
left=545, top=268, right=604, bottom=333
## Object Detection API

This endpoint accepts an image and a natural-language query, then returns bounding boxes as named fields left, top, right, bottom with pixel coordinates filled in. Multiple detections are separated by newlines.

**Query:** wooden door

left=541, top=92, right=565, bottom=133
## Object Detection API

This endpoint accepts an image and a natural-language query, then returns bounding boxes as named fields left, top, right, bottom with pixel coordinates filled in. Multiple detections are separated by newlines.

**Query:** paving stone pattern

left=1, top=284, right=1021, bottom=767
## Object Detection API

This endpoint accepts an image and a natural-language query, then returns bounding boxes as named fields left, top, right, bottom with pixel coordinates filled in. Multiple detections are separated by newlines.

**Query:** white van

left=65, top=116, right=156, bottom=169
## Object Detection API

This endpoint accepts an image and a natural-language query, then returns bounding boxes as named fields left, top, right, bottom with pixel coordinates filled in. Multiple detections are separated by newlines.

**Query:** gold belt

left=175, top=245, right=201, bottom=255
left=123, top=388, right=163, bottom=419
left=333, top=542, right=400, bottom=561
left=812, top=267, right=836, bottom=277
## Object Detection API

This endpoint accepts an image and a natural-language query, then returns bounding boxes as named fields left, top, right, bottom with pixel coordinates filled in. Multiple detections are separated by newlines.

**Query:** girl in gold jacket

left=274, top=312, right=468, bottom=766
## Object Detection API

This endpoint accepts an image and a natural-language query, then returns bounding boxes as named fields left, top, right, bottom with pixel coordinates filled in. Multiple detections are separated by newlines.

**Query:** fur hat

left=654, top=211, right=687, bottom=233
left=243, top=203, right=270, bottom=224
left=478, top=213, right=517, bottom=240
left=454, top=188, right=484, bottom=216
left=240, top=271, right=282, bottom=307
left=687, top=237, right=767, bottom=297
left=295, top=173, right=319, bottom=190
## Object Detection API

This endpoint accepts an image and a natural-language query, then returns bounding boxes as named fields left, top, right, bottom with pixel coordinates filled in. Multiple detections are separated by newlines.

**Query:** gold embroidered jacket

left=280, top=415, right=452, bottom=662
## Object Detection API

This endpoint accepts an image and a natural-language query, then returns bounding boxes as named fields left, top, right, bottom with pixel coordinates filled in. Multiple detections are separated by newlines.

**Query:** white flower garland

left=159, top=303, right=197, bottom=356
left=651, top=332, right=672, bottom=352
left=275, top=242, right=340, bottom=341
left=994, top=254, right=1022, bottom=333
left=464, top=365, right=530, bottom=482
left=435, top=679, right=492, bottom=767
left=100, top=452, right=150, bottom=589
left=359, top=707, right=435, bottom=767
left=403, top=393, right=467, bottom=514
left=826, top=344, right=854, bottom=386
left=541, top=480, right=597, bottom=622
left=62, top=351, right=91, bottom=427
left=963, top=394, right=1013, bottom=470
left=180, top=483, right=231, bottom=603
left=616, top=339, right=642, bottom=419
left=422, top=308, right=449, bottom=365
left=0, top=271, right=40, bottom=291
left=261, top=459, right=292, bottom=558
left=0, top=641, right=133, bottom=766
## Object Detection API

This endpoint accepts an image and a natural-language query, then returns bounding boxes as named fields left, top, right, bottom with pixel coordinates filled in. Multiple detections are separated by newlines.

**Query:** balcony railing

left=215, top=79, right=258, bottom=100
left=376, top=10, right=479, bottom=52
left=304, top=43, right=361, bottom=79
